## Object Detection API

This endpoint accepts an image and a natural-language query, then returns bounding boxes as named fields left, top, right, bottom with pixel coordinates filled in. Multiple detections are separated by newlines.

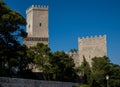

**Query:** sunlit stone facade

left=74, top=35, right=107, bottom=66
left=24, top=5, right=49, bottom=47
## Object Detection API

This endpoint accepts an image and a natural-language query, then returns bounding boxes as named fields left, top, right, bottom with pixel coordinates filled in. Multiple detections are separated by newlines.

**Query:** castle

left=24, top=5, right=107, bottom=67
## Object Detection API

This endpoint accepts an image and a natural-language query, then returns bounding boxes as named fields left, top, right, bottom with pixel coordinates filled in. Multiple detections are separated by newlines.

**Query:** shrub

left=80, top=84, right=90, bottom=87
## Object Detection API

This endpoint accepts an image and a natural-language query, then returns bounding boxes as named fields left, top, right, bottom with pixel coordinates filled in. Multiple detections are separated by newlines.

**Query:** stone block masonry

left=74, top=35, right=107, bottom=67
left=0, top=77, right=78, bottom=87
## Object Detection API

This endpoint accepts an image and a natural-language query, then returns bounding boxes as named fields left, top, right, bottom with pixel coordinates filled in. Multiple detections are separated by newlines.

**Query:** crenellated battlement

left=77, top=34, right=107, bottom=66
left=26, top=5, right=48, bottom=14
left=78, top=34, right=106, bottom=40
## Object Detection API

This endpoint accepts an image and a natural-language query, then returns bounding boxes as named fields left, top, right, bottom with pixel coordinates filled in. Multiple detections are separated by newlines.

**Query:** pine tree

left=0, top=1, right=27, bottom=76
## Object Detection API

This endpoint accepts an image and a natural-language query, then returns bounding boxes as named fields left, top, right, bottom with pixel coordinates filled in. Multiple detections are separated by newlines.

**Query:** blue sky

left=4, top=0, right=120, bottom=65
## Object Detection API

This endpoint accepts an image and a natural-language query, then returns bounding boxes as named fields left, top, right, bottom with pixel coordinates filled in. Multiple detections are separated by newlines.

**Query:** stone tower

left=74, top=35, right=107, bottom=66
left=24, top=5, right=49, bottom=47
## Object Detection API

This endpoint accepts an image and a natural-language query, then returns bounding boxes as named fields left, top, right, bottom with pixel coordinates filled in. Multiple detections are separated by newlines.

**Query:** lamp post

left=106, top=75, right=109, bottom=87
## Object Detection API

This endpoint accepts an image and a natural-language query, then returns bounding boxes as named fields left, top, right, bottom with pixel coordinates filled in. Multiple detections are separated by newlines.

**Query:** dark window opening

left=39, top=23, right=42, bottom=26
left=28, top=24, right=30, bottom=28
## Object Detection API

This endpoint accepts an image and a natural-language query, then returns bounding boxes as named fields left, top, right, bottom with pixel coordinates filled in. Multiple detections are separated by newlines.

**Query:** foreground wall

left=0, top=77, right=78, bottom=87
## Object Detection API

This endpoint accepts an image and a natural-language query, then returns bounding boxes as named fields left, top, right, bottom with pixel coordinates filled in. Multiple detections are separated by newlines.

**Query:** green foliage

left=80, top=56, right=91, bottom=84
left=77, top=56, right=120, bottom=87
left=28, top=43, right=50, bottom=69
left=70, top=49, right=77, bottom=53
left=109, top=64, right=120, bottom=87
left=25, top=44, right=77, bottom=81
left=18, top=45, right=32, bottom=71
left=90, top=56, right=110, bottom=87
left=0, top=0, right=3, bottom=3
left=0, top=1, right=27, bottom=76
left=27, top=43, right=51, bottom=80
left=80, top=84, right=90, bottom=87
left=50, top=51, right=76, bottom=82
left=87, top=57, right=120, bottom=87
left=75, top=84, right=90, bottom=87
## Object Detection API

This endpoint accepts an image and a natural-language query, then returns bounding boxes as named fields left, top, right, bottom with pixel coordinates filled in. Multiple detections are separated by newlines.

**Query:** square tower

left=24, top=5, right=49, bottom=47
left=75, top=35, right=107, bottom=66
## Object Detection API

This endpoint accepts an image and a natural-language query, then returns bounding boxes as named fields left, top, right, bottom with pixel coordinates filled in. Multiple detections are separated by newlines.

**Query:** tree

left=0, top=1, right=27, bottom=76
left=70, top=49, right=77, bottom=53
left=27, top=43, right=51, bottom=80
left=80, top=56, right=91, bottom=84
left=90, top=56, right=110, bottom=87
left=109, top=63, right=120, bottom=87
left=50, top=51, right=76, bottom=82
left=17, top=45, right=32, bottom=70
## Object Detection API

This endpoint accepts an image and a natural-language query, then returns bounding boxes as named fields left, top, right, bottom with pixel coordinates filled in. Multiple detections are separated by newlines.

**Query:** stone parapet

left=26, top=5, right=48, bottom=14
left=0, top=77, right=78, bottom=87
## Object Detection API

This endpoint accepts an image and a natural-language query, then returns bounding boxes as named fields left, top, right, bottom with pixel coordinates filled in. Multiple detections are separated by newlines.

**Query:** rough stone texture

left=0, top=77, right=78, bottom=87
left=74, top=35, right=107, bottom=67
left=24, top=5, right=49, bottom=47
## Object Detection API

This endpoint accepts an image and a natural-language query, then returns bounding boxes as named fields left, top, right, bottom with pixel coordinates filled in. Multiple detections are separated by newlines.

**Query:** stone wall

left=0, top=77, right=78, bottom=87
left=75, top=35, right=107, bottom=66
